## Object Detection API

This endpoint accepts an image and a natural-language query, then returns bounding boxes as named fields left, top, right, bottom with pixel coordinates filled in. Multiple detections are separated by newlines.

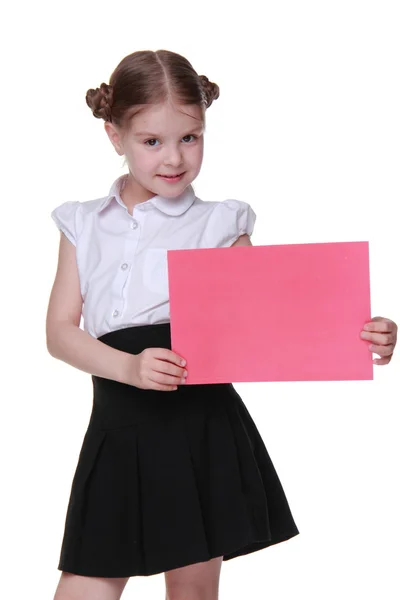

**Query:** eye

left=144, top=139, right=159, bottom=147
left=182, top=134, right=197, bottom=143
left=144, top=134, right=198, bottom=147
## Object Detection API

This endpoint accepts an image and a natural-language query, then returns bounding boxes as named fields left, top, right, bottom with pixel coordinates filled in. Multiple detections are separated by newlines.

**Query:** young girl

left=47, top=49, right=398, bottom=600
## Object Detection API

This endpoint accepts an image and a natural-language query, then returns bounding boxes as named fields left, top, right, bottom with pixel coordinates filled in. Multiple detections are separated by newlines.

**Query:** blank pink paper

left=167, top=242, right=372, bottom=384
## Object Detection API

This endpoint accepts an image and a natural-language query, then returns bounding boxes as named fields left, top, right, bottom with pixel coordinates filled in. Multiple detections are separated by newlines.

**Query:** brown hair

left=85, top=49, right=220, bottom=130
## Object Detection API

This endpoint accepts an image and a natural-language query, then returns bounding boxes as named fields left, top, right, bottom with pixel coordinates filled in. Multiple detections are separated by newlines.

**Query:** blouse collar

left=96, top=173, right=196, bottom=216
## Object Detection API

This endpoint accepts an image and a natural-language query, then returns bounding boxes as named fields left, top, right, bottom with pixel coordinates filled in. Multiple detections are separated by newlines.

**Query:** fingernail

left=183, top=370, right=188, bottom=377
left=181, top=359, right=186, bottom=366
left=360, top=332, right=368, bottom=339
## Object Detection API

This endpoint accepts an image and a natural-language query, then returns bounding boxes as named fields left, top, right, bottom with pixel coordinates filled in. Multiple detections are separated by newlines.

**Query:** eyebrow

left=133, top=127, right=203, bottom=137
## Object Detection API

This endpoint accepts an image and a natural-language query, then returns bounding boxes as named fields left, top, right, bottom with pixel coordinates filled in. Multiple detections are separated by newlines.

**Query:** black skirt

left=57, top=323, right=299, bottom=577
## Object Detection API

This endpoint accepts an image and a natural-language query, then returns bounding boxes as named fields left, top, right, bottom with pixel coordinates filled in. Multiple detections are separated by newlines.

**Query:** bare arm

left=46, top=232, right=132, bottom=384
left=230, top=233, right=253, bottom=247
left=46, top=231, right=251, bottom=386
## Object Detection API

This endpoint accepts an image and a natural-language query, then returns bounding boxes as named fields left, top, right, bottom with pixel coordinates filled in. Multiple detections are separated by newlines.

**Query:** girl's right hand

left=127, top=347, right=187, bottom=391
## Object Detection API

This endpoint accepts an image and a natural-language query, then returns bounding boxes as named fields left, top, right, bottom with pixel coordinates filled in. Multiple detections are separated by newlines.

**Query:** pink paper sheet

left=168, top=242, right=372, bottom=384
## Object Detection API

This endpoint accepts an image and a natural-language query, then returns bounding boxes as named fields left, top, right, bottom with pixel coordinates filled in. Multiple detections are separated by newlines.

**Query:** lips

left=159, top=171, right=185, bottom=176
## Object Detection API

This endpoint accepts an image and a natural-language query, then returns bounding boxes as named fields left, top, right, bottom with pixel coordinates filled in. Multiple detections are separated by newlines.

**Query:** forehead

left=130, top=102, right=203, bottom=135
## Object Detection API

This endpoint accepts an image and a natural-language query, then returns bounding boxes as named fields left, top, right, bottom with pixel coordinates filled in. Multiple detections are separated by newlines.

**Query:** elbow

left=46, top=321, right=66, bottom=357
left=46, top=320, right=79, bottom=357
left=46, top=328, right=58, bottom=357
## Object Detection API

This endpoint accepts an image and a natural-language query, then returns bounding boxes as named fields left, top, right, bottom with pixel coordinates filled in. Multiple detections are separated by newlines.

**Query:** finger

left=368, top=344, right=395, bottom=357
left=364, top=318, right=393, bottom=333
left=373, top=357, right=391, bottom=365
left=149, top=371, right=185, bottom=386
left=159, top=385, right=179, bottom=391
left=151, top=347, right=186, bottom=366
left=360, top=331, right=394, bottom=345
left=152, top=358, right=186, bottom=379
left=147, top=378, right=179, bottom=391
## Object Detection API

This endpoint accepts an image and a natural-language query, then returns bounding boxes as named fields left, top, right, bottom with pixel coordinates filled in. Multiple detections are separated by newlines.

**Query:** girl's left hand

left=360, top=316, right=398, bottom=365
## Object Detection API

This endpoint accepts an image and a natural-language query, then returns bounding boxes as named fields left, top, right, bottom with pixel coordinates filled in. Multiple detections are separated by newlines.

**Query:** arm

left=231, top=233, right=253, bottom=247
left=46, top=232, right=133, bottom=384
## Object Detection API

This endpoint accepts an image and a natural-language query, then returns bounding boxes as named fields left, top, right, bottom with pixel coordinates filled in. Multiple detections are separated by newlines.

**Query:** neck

left=120, top=174, right=156, bottom=211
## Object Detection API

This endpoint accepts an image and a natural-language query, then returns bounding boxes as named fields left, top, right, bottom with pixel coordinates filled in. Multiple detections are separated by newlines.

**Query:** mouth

left=157, top=172, right=185, bottom=181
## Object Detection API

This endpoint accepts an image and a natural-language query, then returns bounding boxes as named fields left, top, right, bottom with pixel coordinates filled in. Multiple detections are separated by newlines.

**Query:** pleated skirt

left=57, top=322, right=299, bottom=577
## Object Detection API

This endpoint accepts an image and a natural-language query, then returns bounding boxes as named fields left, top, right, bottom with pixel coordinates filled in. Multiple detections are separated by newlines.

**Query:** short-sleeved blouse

left=51, top=173, right=256, bottom=338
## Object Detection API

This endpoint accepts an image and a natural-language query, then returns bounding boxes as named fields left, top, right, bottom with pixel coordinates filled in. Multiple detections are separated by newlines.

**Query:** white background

left=2, top=0, right=399, bottom=598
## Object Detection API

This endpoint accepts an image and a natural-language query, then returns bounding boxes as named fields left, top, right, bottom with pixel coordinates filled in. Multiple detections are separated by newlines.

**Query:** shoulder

left=192, top=195, right=257, bottom=247
left=193, top=195, right=256, bottom=219
left=51, top=193, right=107, bottom=216
left=213, top=198, right=255, bottom=211
left=50, top=196, right=106, bottom=245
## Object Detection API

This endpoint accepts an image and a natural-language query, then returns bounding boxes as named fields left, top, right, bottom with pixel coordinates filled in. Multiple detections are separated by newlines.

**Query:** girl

left=46, top=49, right=398, bottom=600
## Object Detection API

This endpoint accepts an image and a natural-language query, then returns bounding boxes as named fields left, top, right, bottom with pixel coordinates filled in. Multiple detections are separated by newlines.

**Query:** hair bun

left=86, top=82, right=114, bottom=121
left=199, top=75, right=220, bottom=108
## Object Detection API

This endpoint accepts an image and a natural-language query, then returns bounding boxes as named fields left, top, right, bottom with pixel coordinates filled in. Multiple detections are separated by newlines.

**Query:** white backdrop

left=2, top=1, right=399, bottom=598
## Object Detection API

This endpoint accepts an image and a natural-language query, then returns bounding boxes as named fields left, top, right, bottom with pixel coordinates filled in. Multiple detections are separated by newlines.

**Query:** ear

left=104, top=122, right=124, bottom=156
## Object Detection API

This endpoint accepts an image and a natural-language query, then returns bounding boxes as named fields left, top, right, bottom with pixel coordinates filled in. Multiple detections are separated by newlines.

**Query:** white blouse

left=51, top=173, right=257, bottom=339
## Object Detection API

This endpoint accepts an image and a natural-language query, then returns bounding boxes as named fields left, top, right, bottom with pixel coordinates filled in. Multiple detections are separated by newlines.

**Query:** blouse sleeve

left=51, top=201, right=82, bottom=246
left=211, top=199, right=257, bottom=247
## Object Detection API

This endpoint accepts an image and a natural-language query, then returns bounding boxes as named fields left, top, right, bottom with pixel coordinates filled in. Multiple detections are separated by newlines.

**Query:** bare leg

left=164, top=555, right=223, bottom=600
left=53, top=571, right=130, bottom=600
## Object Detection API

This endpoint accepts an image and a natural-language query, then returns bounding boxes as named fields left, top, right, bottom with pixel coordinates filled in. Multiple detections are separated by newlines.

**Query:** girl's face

left=105, top=102, right=204, bottom=201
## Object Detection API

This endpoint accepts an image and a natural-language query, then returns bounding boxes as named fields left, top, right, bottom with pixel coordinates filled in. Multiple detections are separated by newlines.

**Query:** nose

left=163, top=144, right=183, bottom=168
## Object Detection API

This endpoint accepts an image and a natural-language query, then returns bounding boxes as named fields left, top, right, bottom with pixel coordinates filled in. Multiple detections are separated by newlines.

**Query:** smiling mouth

left=158, top=172, right=185, bottom=178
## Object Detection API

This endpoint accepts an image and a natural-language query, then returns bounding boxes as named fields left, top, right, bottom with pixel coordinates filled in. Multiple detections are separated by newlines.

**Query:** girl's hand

left=127, top=347, right=188, bottom=391
left=360, top=316, right=398, bottom=365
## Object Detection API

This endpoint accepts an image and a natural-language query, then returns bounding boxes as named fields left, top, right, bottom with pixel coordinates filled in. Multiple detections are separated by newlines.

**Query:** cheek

left=194, top=138, right=204, bottom=160
left=129, top=147, right=158, bottom=173
left=190, top=140, right=204, bottom=168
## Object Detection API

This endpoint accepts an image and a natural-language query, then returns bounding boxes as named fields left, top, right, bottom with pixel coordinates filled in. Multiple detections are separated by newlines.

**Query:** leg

left=53, top=571, right=130, bottom=600
left=164, top=555, right=223, bottom=600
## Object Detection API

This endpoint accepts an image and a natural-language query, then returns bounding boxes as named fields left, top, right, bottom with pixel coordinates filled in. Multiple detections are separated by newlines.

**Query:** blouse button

left=112, top=309, right=120, bottom=317
left=121, top=263, right=128, bottom=270
left=130, top=220, right=138, bottom=229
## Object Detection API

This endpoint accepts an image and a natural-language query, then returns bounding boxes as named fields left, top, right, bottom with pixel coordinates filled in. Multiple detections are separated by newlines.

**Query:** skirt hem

left=57, top=528, right=300, bottom=578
